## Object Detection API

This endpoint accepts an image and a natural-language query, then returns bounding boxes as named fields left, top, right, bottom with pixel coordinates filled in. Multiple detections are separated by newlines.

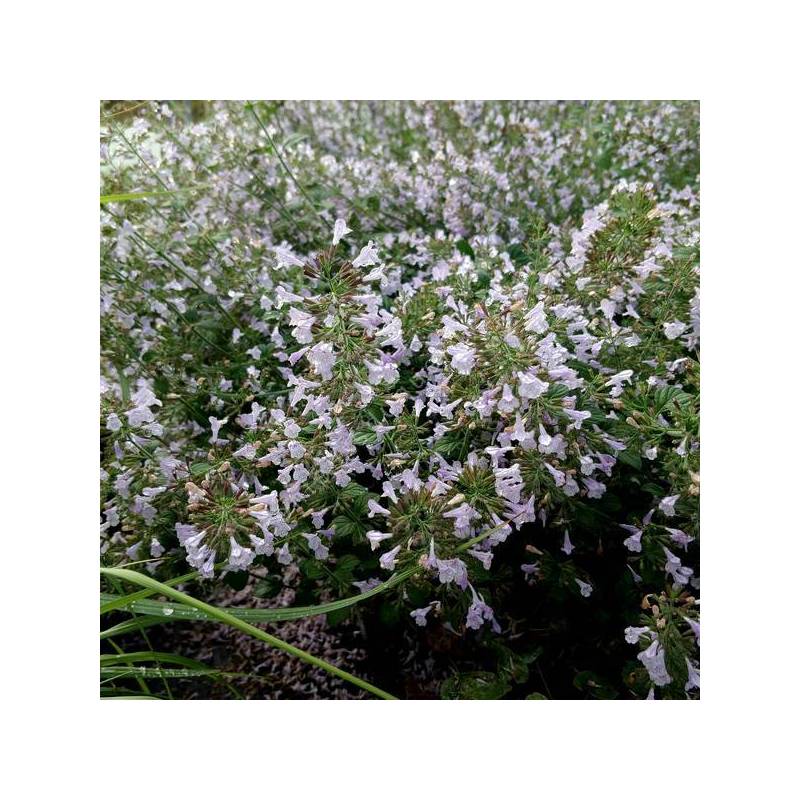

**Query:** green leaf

left=573, top=670, right=619, bottom=699
left=100, top=186, right=204, bottom=204
left=333, top=514, right=362, bottom=539
left=223, top=570, right=249, bottom=591
left=617, top=448, right=642, bottom=470
left=281, top=133, right=308, bottom=149
left=353, top=427, right=378, bottom=445
left=441, top=671, right=511, bottom=700
left=253, top=575, right=284, bottom=599
left=455, top=239, right=476, bottom=258
left=100, top=651, right=212, bottom=670
left=326, top=606, right=352, bottom=626
left=379, top=601, right=401, bottom=627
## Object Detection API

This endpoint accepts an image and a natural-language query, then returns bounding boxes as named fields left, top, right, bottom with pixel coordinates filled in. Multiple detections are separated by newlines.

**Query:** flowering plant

left=100, top=100, right=699, bottom=699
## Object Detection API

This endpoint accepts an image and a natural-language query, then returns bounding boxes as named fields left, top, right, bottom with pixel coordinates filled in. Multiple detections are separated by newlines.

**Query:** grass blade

left=101, top=567, right=397, bottom=700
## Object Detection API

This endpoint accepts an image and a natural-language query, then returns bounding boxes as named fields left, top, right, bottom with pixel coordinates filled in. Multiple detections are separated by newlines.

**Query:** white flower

left=603, top=369, right=634, bottom=396
left=332, top=218, right=352, bottom=245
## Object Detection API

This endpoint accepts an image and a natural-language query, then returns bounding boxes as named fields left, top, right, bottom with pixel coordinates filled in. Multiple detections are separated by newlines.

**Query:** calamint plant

left=101, top=100, right=699, bottom=699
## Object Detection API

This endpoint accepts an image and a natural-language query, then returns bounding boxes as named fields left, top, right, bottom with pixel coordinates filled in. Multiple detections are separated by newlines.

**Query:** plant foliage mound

left=100, top=100, right=699, bottom=699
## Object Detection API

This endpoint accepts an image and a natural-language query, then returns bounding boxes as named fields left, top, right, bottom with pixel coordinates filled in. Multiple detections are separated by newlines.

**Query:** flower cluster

left=101, top=100, right=699, bottom=698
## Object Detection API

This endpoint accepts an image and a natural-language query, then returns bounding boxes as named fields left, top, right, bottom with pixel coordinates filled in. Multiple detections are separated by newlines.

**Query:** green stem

left=101, top=567, right=397, bottom=700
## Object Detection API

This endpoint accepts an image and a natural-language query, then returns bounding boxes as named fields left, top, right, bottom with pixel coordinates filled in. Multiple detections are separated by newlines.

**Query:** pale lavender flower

left=603, top=369, right=634, bottom=397
left=410, top=605, right=433, bottom=626
left=227, top=537, right=255, bottom=571
left=379, top=545, right=402, bottom=571
left=665, top=526, right=694, bottom=550
left=637, top=638, right=672, bottom=686
left=232, top=442, right=258, bottom=460
left=332, top=218, right=352, bottom=245
left=447, top=342, right=477, bottom=375
left=354, top=382, right=375, bottom=407
left=209, top=416, right=228, bottom=444
left=367, top=499, right=391, bottom=518
left=307, top=341, right=337, bottom=381
left=563, top=408, right=591, bottom=430
left=443, top=502, right=479, bottom=534
left=625, top=626, right=651, bottom=644
left=497, top=383, right=519, bottom=413
left=274, top=246, right=305, bottom=268
left=435, top=557, right=469, bottom=589
left=659, top=494, right=680, bottom=516
left=466, top=584, right=499, bottom=632
left=517, top=370, right=549, bottom=399
left=620, top=524, right=643, bottom=552
left=353, top=240, right=380, bottom=269
left=303, top=533, right=329, bottom=560
left=366, top=530, right=393, bottom=550
left=523, top=301, right=548, bottom=334
left=495, top=463, right=523, bottom=504
left=684, top=658, right=700, bottom=691
left=275, top=285, right=304, bottom=307
left=468, top=548, right=494, bottom=569
left=663, top=320, right=687, bottom=340
left=663, top=546, right=693, bottom=585
left=685, top=616, right=700, bottom=644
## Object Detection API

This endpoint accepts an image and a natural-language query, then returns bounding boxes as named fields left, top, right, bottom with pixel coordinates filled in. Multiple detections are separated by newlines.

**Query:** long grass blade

left=99, top=565, right=416, bottom=623
left=101, top=567, right=397, bottom=700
